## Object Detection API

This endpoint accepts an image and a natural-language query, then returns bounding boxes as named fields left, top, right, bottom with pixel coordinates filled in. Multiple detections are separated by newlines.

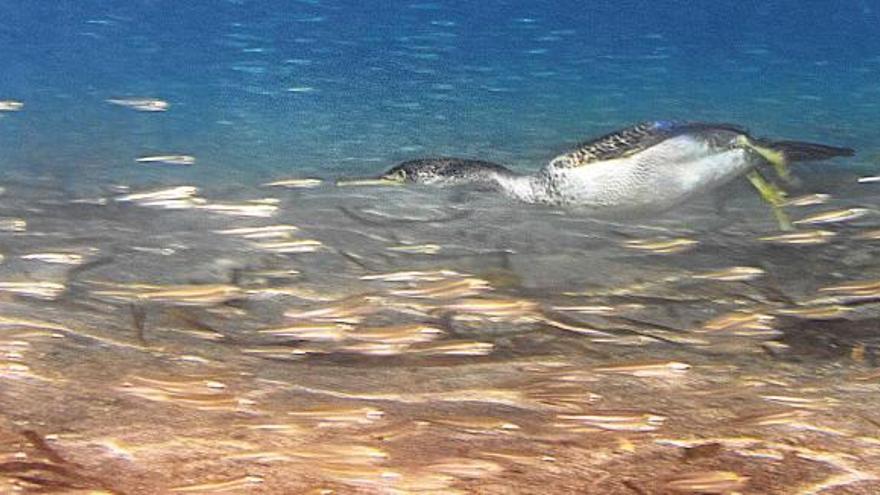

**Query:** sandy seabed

left=1, top=170, right=879, bottom=494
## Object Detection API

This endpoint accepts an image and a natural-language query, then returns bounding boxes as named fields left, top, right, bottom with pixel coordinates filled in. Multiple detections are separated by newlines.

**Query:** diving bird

left=360, top=121, right=854, bottom=226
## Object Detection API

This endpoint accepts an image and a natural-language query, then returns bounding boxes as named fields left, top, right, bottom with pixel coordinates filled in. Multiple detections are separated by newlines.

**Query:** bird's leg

left=746, top=169, right=793, bottom=231
left=737, top=135, right=793, bottom=183
left=771, top=160, right=793, bottom=183
left=746, top=169, right=787, bottom=204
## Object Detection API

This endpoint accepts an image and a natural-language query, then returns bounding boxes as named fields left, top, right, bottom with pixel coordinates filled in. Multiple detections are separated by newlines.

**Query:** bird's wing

left=549, top=121, right=748, bottom=168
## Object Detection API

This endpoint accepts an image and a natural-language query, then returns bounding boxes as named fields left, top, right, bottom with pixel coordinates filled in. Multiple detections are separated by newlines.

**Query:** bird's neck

left=492, top=172, right=552, bottom=204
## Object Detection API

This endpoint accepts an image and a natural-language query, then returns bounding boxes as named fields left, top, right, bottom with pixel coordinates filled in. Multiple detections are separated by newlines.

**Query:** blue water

left=1, top=0, right=877, bottom=187
left=4, top=4, right=880, bottom=493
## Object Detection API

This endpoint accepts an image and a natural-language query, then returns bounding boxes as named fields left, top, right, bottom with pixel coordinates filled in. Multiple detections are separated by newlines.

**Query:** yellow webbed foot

left=746, top=170, right=793, bottom=231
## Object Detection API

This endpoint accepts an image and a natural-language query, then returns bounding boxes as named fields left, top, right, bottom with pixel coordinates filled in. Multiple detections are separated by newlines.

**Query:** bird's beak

left=335, top=172, right=406, bottom=187
left=335, top=177, right=405, bottom=187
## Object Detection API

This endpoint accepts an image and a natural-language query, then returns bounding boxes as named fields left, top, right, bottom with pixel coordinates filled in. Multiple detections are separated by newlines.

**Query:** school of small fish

left=0, top=96, right=878, bottom=494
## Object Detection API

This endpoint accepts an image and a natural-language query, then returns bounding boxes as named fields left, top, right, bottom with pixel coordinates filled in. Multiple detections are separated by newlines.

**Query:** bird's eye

left=549, top=156, right=574, bottom=168
left=383, top=169, right=407, bottom=182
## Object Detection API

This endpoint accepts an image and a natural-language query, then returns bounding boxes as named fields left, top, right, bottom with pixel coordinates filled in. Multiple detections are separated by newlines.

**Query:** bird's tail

left=757, top=140, right=855, bottom=163
left=738, top=136, right=854, bottom=180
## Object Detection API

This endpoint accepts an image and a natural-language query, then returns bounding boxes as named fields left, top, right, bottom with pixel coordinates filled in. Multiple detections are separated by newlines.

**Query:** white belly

left=539, top=135, right=754, bottom=211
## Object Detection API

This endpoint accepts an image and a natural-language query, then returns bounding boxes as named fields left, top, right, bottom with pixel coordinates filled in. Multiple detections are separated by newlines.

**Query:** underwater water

left=1, top=0, right=880, bottom=493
